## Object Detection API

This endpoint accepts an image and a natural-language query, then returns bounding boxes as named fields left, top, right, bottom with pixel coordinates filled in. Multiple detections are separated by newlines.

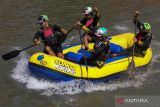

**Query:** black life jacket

left=93, top=40, right=110, bottom=60
left=136, top=31, right=152, bottom=51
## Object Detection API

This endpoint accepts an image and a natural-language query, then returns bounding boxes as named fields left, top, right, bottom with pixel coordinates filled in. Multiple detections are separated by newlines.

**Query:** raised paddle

left=127, top=12, right=140, bottom=78
left=1, top=27, right=75, bottom=61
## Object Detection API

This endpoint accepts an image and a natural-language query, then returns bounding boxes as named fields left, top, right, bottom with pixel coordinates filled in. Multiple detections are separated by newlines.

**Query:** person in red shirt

left=75, top=6, right=101, bottom=50
left=33, top=15, right=67, bottom=58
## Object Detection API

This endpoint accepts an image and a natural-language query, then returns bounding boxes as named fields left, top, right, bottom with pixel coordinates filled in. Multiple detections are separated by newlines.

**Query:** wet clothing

left=81, top=38, right=110, bottom=68
left=80, top=14, right=100, bottom=30
left=33, top=24, right=66, bottom=53
left=115, top=19, right=152, bottom=57
left=80, top=14, right=101, bottom=42
left=133, top=18, right=152, bottom=55
left=44, top=44, right=63, bottom=55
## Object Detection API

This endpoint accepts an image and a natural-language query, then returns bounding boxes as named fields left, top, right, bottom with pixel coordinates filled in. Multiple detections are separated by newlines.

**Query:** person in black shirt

left=80, top=27, right=110, bottom=68
left=33, top=15, right=67, bottom=58
left=75, top=6, right=101, bottom=50
left=112, top=11, right=152, bottom=57
left=133, top=11, right=152, bottom=56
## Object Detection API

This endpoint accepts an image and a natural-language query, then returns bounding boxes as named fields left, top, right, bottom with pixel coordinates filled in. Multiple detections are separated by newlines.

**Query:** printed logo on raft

left=54, top=60, right=76, bottom=75
left=37, top=55, right=47, bottom=66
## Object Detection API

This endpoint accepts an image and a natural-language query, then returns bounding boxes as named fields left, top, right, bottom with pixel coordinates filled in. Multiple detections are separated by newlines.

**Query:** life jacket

left=85, top=18, right=94, bottom=28
left=42, top=27, right=58, bottom=45
left=43, top=27, right=54, bottom=38
left=94, top=40, right=110, bottom=60
left=82, top=14, right=100, bottom=30
left=136, top=31, right=152, bottom=51
left=136, top=31, right=143, bottom=41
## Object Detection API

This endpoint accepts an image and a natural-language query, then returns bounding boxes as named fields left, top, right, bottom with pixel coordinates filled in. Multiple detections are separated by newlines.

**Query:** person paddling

left=75, top=6, right=101, bottom=50
left=112, top=11, right=152, bottom=57
left=33, top=15, right=67, bottom=58
left=133, top=11, right=152, bottom=56
left=80, top=27, right=110, bottom=68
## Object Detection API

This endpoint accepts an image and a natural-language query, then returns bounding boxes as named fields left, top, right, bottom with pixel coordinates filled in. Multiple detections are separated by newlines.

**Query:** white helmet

left=83, top=7, right=93, bottom=15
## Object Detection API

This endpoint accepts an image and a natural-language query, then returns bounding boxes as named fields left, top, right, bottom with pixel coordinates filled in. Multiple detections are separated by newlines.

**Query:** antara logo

left=116, top=97, right=124, bottom=104
left=116, top=97, right=149, bottom=104
left=125, top=98, right=149, bottom=103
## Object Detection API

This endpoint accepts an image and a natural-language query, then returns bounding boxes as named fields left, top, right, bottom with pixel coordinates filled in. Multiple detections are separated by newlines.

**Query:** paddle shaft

left=21, top=44, right=36, bottom=51
left=78, top=29, right=92, bottom=90
left=79, top=29, right=88, bottom=71
left=131, top=19, right=137, bottom=63
left=67, top=27, right=75, bottom=35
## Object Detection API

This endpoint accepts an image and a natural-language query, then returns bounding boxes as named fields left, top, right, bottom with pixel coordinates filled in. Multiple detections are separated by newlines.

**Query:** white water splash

left=113, top=25, right=129, bottom=31
left=10, top=48, right=155, bottom=96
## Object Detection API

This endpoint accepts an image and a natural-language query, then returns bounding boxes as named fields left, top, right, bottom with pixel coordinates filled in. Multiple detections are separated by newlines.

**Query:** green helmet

left=95, top=27, right=108, bottom=37
left=143, top=23, right=151, bottom=30
left=37, top=15, right=49, bottom=23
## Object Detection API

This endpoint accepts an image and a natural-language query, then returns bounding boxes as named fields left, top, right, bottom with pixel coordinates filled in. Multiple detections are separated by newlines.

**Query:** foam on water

left=113, top=25, right=129, bottom=31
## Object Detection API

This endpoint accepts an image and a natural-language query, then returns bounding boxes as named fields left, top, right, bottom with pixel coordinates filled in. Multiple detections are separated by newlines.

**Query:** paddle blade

left=128, top=60, right=135, bottom=71
left=1, top=50, right=21, bottom=60
left=127, top=60, right=136, bottom=79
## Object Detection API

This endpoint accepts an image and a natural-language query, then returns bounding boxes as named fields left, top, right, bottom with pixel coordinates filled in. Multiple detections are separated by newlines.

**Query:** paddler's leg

left=112, top=47, right=133, bottom=57
left=45, top=45, right=56, bottom=56
left=57, top=53, right=64, bottom=59
left=55, top=44, right=64, bottom=59
left=82, top=34, right=92, bottom=50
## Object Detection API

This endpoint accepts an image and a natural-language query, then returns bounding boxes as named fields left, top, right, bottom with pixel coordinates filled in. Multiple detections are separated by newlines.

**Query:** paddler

left=33, top=15, right=67, bottom=58
left=112, top=11, right=152, bottom=57
left=80, top=27, right=110, bottom=68
left=75, top=6, right=101, bottom=50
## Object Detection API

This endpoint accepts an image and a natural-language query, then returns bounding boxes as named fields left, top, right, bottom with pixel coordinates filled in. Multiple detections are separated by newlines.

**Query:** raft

left=28, top=33, right=152, bottom=82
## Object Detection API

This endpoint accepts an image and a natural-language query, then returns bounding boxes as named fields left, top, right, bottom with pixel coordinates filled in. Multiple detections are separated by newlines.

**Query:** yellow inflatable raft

left=28, top=33, right=152, bottom=81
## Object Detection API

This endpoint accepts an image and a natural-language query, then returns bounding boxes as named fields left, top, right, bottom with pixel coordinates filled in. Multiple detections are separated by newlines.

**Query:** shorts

left=44, top=44, right=63, bottom=55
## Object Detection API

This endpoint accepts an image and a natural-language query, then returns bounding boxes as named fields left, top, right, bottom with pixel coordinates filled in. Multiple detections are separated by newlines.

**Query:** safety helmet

left=83, top=7, right=93, bottom=15
left=143, top=23, right=151, bottom=30
left=37, top=15, right=49, bottom=23
left=95, top=27, right=108, bottom=37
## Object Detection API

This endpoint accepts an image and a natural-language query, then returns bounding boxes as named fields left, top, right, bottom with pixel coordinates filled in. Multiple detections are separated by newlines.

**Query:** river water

left=0, top=0, right=160, bottom=107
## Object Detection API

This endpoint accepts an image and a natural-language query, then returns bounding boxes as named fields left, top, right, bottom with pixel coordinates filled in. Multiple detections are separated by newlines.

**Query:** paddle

left=127, top=16, right=138, bottom=78
left=57, top=27, right=75, bottom=44
left=78, top=29, right=89, bottom=72
left=1, top=27, right=75, bottom=61
left=1, top=44, right=36, bottom=61
left=78, top=29, right=92, bottom=90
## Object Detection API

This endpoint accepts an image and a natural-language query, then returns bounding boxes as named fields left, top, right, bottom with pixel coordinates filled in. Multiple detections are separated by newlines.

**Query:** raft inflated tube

left=28, top=33, right=152, bottom=82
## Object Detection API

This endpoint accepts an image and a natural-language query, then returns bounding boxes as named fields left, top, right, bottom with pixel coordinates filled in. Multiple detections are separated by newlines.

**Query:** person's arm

left=93, top=6, right=101, bottom=19
left=53, top=24, right=67, bottom=34
left=33, top=31, right=41, bottom=45
left=137, top=33, right=152, bottom=48
left=75, top=18, right=92, bottom=33
left=134, top=11, right=143, bottom=31
left=60, top=28, right=67, bottom=35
